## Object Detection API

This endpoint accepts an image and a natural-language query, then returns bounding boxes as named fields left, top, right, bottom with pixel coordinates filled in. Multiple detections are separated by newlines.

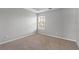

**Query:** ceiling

left=32, top=8, right=47, bottom=11
left=26, top=8, right=55, bottom=13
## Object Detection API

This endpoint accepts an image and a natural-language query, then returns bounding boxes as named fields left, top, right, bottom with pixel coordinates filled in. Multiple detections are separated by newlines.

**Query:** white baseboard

left=0, top=32, right=35, bottom=45
left=39, top=32, right=76, bottom=42
left=0, top=32, right=77, bottom=45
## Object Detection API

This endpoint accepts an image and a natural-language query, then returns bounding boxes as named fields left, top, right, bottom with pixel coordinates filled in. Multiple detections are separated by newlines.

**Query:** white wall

left=76, top=9, right=79, bottom=47
left=0, top=8, right=78, bottom=46
left=38, top=8, right=77, bottom=42
left=0, top=8, right=37, bottom=43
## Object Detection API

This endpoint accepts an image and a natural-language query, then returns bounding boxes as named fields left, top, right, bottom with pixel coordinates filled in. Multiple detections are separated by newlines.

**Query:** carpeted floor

left=0, top=33, right=78, bottom=50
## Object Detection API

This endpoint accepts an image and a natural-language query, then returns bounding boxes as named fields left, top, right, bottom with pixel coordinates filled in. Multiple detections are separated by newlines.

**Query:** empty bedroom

left=0, top=8, right=79, bottom=50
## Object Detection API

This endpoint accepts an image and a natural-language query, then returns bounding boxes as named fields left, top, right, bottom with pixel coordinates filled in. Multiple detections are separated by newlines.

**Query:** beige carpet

left=0, top=33, right=78, bottom=50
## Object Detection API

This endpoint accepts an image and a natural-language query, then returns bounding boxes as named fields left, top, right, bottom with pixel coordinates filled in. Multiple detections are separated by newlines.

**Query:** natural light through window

left=38, top=16, right=45, bottom=30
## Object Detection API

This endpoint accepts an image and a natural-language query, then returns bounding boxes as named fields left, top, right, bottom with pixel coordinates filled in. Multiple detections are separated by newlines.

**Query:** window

left=38, top=16, right=45, bottom=30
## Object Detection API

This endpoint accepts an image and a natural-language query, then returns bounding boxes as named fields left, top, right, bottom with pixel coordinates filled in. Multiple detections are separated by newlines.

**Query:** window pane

left=38, top=16, right=45, bottom=30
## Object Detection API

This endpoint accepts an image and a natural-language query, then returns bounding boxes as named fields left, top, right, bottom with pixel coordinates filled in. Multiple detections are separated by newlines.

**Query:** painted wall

left=0, top=8, right=37, bottom=43
left=76, top=8, right=79, bottom=47
left=38, top=8, right=77, bottom=42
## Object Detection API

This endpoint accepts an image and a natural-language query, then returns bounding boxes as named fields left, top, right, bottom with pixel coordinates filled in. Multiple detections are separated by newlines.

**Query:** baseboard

left=0, top=32, right=35, bottom=45
left=0, top=32, right=77, bottom=45
left=39, top=32, right=76, bottom=42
